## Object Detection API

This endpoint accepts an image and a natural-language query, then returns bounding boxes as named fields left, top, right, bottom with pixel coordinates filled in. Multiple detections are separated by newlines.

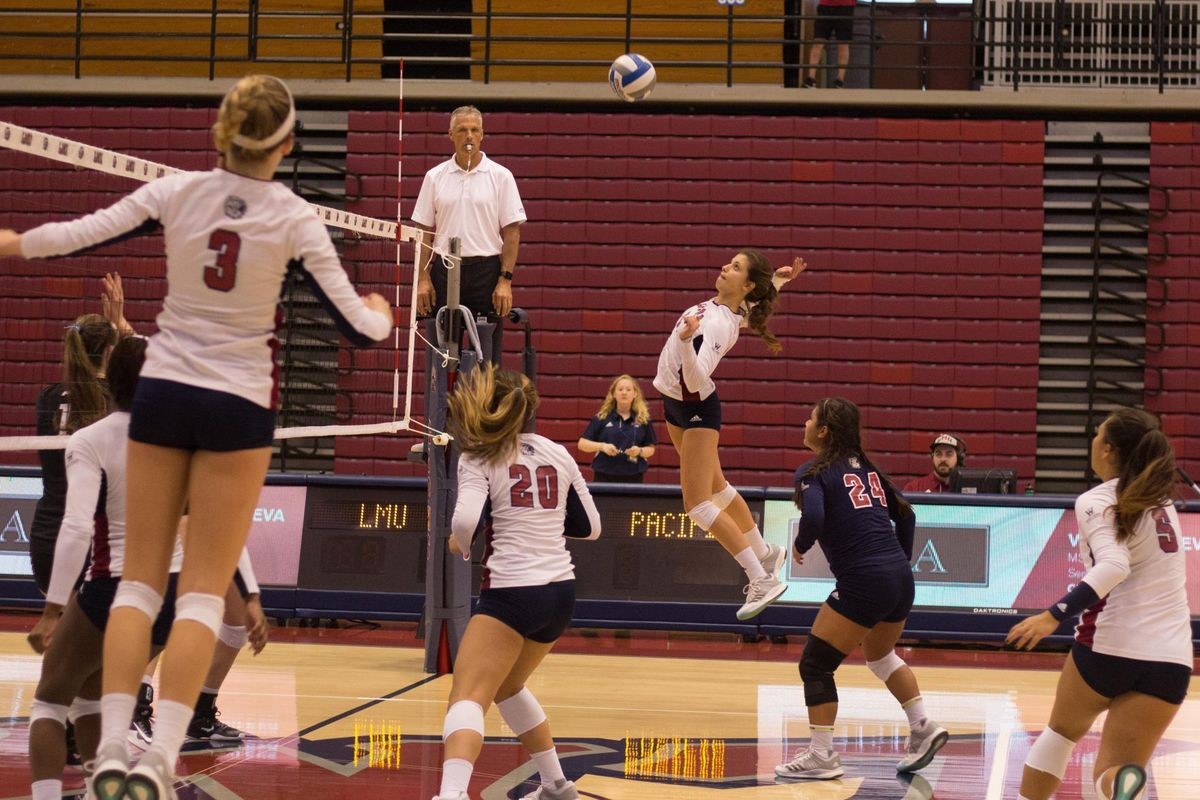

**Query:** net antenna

left=0, top=120, right=443, bottom=451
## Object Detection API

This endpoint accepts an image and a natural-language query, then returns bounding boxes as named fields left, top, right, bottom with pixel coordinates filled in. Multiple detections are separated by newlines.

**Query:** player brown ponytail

left=740, top=249, right=781, bottom=353
left=447, top=364, right=539, bottom=466
left=213, top=75, right=293, bottom=162
left=794, top=397, right=912, bottom=520
left=60, top=314, right=116, bottom=434
left=1101, top=407, right=1176, bottom=543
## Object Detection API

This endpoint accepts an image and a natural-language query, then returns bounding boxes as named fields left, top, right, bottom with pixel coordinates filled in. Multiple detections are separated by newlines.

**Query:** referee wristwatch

left=499, top=270, right=514, bottom=281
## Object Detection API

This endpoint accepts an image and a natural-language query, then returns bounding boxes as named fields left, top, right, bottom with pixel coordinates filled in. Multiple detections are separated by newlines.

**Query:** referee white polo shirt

left=411, top=152, right=526, bottom=258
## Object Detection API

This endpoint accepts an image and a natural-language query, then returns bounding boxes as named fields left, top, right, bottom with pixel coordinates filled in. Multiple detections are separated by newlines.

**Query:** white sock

left=31, top=779, right=62, bottom=800
left=145, top=699, right=193, bottom=770
left=735, top=547, right=767, bottom=580
left=531, top=747, right=566, bottom=787
left=902, top=696, right=928, bottom=731
left=440, top=757, right=474, bottom=795
left=100, top=692, right=137, bottom=750
left=810, top=724, right=835, bottom=754
left=743, top=525, right=769, bottom=559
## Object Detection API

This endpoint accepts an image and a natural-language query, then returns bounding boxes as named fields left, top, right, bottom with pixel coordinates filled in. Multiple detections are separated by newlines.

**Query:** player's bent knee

left=866, top=650, right=906, bottom=683
left=218, top=623, right=248, bottom=649
left=799, top=634, right=847, bottom=707
left=174, top=592, right=226, bottom=636
left=711, top=482, right=738, bottom=511
left=443, top=700, right=485, bottom=741
left=1025, top=727, right=1076, bottom=780
left=67, top=697, right=102, bottom=723
left=687, top=500, right=720, bottom=532
left=110, top=580, right=164, bottom=622
left=29, top=699, right=69, bottom=728
left=496, top=687, right=547, bottom=736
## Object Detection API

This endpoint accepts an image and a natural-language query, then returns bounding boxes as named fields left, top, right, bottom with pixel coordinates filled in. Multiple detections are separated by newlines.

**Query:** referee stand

left=420, top=238, right=536, bottom=674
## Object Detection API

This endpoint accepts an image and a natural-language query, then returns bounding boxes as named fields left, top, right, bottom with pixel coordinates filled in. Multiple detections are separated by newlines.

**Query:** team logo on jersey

left=224, top=195, right=248, bottom=219
left=712, top=342, right=722, bottom=353
left=520, top=442, right=535, bottom=455
left=849, top=456, right=861, bottom=468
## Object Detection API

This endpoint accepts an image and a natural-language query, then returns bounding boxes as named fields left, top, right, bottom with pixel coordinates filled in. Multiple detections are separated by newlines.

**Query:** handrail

left=0, top=2, right=1195, bottom=90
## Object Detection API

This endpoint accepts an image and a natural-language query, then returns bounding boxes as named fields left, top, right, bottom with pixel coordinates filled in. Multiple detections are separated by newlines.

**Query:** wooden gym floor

left=0, top=617, right=1197, bottom=799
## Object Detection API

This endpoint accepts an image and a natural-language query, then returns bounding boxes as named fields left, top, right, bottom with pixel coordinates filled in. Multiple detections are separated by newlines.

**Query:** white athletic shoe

left=759, top=543, right=787, bottom=576
left=896, top=721, right=949, bottom=773
left=88, top=739, right=129, bottom=800
left=431, top=794, right=469, bottom=800
left=520, top=779, right=579, bottom=799
left=1111, top=764, right=1147, bottom=800
left=736, top=574, right=786, bottom=620
left=123, top=750, right=177, bottom=800
left=898, top=773, right=935, bottom=800
left=774, top=747, right=845, bottom=780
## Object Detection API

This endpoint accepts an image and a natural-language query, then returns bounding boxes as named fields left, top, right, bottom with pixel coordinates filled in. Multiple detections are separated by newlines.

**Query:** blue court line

left=295, top=672, right=443, bottom=738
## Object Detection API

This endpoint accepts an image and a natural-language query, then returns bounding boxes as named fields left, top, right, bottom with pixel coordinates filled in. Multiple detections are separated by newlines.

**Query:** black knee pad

left=799, top=634, right=847, bottom=707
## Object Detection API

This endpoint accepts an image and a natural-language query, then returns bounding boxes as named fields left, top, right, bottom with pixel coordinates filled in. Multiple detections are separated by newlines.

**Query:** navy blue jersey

left=794, top=457, right=915, bottom=578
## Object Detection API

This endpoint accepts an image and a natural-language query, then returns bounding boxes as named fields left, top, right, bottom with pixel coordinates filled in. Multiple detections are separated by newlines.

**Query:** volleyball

left=609, top=53, right=656, bottom=102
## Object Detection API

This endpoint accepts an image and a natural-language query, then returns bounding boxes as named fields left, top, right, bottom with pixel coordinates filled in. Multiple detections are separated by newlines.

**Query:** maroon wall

left=1148, top=122, right=1200, bottom=478
left=344, top=111, right=1045, bottom=486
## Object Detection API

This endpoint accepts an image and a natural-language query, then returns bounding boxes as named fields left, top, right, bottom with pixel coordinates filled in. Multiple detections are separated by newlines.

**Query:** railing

left=0, top=1, right=1196, bottom=92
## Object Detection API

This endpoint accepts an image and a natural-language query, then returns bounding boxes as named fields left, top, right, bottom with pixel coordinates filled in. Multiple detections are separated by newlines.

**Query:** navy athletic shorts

left=662, top=392, right=722, bottom=432
left=826, top=559, right=914, bottom=628
left=130, top=377, right=275, bottom=451
left=76, top=574, right=179, bottom=647
left=815, top=5, right=855, bottom=42
left=474, top=580, right=576, bottom=643
left=1071, top=642, right=1192, bottom=705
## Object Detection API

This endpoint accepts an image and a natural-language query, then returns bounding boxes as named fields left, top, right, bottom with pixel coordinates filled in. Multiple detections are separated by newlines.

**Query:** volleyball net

left=0, top=120, right=445, bottom=458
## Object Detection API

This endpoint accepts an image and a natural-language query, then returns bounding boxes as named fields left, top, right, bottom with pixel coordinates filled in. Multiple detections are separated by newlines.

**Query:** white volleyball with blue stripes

left=609, top=53, right=656, bottom=102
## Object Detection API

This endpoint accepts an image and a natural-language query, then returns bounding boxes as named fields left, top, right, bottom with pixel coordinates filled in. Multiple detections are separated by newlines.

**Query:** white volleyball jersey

left=46, top=412, right=184, bottom=605
left=451, top=433, right=600, bottom=589
left=653, top=299, right=742, bottom=402
left=1074, top=479, right=1192, bottom=667
left=21, top=169, right=392, bottom=409
left=411, top=153, right=526, bottom=257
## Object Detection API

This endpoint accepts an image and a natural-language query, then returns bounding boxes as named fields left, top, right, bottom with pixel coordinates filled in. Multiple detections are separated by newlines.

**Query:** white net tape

left=0, top=121, right=441, bottom=450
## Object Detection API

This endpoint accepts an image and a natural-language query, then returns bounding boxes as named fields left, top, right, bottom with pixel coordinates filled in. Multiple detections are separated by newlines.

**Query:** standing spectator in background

left=904, top=434, right=965, bottom=494
left=577, top=375, right=658, bottom=484
left=1007, top=408, right=1191, bottom=800
left=804, top=0, right=855, bottom=88
left=412, top=105, right=526, bottom=361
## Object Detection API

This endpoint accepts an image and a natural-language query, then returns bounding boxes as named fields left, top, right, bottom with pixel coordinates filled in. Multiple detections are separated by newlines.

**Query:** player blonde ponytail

left=447, top=364, right=538, bottom=466
left=213, top=75, right=294, bottom=162
left=741, top=249, right=781, bottom=354
left=60, top=313, right=116, bottom=434
left=1102, top=407, right=1176, bottom=543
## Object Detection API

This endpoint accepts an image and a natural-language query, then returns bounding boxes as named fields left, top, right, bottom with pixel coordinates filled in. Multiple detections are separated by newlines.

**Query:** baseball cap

left=930, top=433, right=963, bottom=452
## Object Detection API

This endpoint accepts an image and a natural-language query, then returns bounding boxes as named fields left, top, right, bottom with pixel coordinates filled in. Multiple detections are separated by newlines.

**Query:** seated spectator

left=578, top=375, right=657, bottom=483
left=904, top=434, right=965, bottom=494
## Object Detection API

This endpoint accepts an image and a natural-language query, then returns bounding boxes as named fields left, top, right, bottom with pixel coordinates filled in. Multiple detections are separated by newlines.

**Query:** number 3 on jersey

left=510, top=464, right=559, bottom=509
left=205, top=229, right=241, bottom=291
left=844, top=471, right=887, bottom=509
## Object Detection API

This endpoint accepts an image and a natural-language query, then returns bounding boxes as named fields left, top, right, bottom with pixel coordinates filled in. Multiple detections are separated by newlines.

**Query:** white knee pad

left=174, top=592, right=226, bottom=636
left=687, top=500, right=720, bottom=532
left=712, top=482, right=738, bottom=511
left=1025, top=727, right=1076, bottom=780
left=442, top=700, right=485, bottom=741
left=218, top=623, right=248, bottom=649
left=68, top=697, right=103, bottom=723
left=111, top=580, right=164, bottom=622
left=866, top=651, right=906, bottom=682
left=29, top=699, right=69, bottom=728
left=497, top=688, right=547, bottom=736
